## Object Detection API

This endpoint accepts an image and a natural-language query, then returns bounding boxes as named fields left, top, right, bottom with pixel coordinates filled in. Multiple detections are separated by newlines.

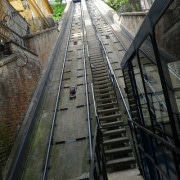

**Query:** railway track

left=22, top=3, right=92, bottom=180
left=10, top=1, right=137, bottom=179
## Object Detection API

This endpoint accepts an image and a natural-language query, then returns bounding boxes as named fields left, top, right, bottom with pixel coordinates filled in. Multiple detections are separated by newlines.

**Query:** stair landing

left=108, top=168, right=143, bottom=180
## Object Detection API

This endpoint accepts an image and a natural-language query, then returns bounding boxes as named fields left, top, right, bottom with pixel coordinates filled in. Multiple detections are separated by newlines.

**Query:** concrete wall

left=155, top=1, right=180, bottom=60
left=8, top=0, right=54, bottom=33
left=0, top=50, right=41, bottom=168
left=119, top=12, right=146, bottom=36
left=0, top=19, right=58, bottom=173
left=25, top=27, right=59, bottom=69
left=0, top=0, right=59, bottom=174
left=96, top=0, right=146, bottom=37
left=0, top=0, right=29, bottom=46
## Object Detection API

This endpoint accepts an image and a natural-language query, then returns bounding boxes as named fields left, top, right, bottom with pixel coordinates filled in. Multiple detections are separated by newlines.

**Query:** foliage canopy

left=106, top=0, right=141, bottom=12
left=51, top=4, right=66, bottom=20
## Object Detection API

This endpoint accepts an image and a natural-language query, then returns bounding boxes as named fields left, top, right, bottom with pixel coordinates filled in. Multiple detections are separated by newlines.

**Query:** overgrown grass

left=51, top=4, right=66, bottom=21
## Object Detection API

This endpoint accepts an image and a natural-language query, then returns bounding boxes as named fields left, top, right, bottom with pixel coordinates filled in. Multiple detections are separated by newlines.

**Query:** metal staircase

left=88, top=38, right=136, bottom=172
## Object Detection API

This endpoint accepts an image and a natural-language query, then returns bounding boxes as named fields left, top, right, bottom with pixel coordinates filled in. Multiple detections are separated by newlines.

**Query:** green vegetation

left=106, top=0, right=142, bottom=12
left=51, top=4, right=66, bottom=21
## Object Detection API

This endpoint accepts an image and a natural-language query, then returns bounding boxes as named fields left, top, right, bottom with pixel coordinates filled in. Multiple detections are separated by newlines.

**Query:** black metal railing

left=90, top=83, right=108, bottom=180
left=121, top=0, right=180, bottom=179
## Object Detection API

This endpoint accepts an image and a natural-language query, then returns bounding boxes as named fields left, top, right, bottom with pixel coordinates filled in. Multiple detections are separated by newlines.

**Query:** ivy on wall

left=106, top=0, right=142, bottom=12
left=51, top=2, right=66, bottom=20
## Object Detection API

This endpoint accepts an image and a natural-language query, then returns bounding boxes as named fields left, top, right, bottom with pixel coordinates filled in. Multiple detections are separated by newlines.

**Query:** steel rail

left=81, top=2, right=93, bottom=160
left=91, top=83, right=102, bottom=129
left=168, top=65, right=180, bottom=80
left=144, top=79, right=167, bottom=111
left=41, top=5, right=75, bottom=180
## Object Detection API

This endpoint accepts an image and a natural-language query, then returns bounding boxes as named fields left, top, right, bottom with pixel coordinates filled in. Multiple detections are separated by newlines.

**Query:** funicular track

left=39, top=3, right=92, bottom=180
left=10, top=2, right=92, bottom=180
left=9, top=0, right=138, bottom=179
left=84, top=0, right=136, bottom=173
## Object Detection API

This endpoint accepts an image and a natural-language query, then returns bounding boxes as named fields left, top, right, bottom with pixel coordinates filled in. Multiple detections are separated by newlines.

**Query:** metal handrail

left=90, top=83, right=108, bottom=180
left=97, top=33, right=133, bottom=122
left=91, top=83, right=102, bottom=129
left=81, top=3, right=93, bottom=160
left=144, top=79, right=167, bottom=111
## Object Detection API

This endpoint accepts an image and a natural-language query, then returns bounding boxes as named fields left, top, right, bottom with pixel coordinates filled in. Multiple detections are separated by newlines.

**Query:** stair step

left=90, top=54, right=102, bottom=58
left=96, top=91, right=114, bottom=98
left=106, top=157, right=136, bottom=167
left=94, top=87, right=113, bottom=93
left=97, top=102, right=117, bottom=108
left=92, top=69, right=107, bottom=75
left=94, top=86, right=112, bottom=91
left=91, top=61, right=105, bottom=66
left=100, top=113, right=121, bottom=121
left=130, top=104, right=136, bottom=110
left=131, top=111, right=137, bottom=117
left=98, top=107, right=119, bottom=114
left=94, top=83, right=111, bottom=88
left=91, top=63, right=106, bottom=68
left=103, top=128, right=126, bottom=136
left=92, top=65, right=106, bottom=70
left=94, top=80, right=110, bottom=85
left=93, top=76, right=109, bottom=81
left=128, top=93, right=133, bottom=99
left=93, top=72, right=108, bottom=78
left=96, top=97, right=116, bottom=103
left=101, top=121, right=123, bottom=128
left=105, top=146, right=132, bottom=155
left=128, top=99, right=135, bottom=104
left=90, top=57, right=103, bottom=62
left=103, top=137, right=129, bottom=145
left=90, top=59, right=103, bottom=63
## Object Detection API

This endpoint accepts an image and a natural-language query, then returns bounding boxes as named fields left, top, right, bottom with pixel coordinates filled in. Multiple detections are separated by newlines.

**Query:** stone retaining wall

left=0, top=50, right=41, bottom=168
left=25, top=27, right=59, bottom=69
left=119, top=12, right=146, bottom=36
